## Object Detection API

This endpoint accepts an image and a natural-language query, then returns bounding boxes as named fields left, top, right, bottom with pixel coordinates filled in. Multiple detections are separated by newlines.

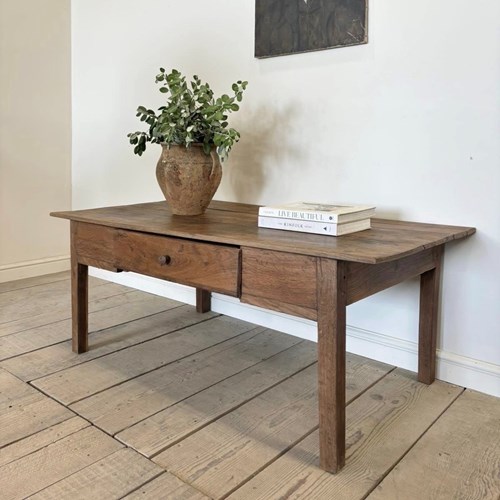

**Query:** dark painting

left=255, top=0, right=368, bottom=58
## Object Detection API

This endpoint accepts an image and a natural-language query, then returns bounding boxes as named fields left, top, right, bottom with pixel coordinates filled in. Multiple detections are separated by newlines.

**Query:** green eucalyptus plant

left=128, top=68, right=248, bottom=160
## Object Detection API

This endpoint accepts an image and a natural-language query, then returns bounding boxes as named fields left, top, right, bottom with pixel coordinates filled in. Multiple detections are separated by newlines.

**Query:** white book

left=259, top=202, right=375, bottom=223
left=258, top=216, right=371, bottom=236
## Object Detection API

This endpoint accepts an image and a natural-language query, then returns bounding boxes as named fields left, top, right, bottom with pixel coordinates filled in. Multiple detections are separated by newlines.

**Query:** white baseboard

left=0, top=256, right=71, bottom=283
left=90, top=268, right=500, bottom=398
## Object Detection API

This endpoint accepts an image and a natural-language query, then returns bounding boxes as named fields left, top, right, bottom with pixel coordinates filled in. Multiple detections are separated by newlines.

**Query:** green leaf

left=129, top=68, right=248, bottom=160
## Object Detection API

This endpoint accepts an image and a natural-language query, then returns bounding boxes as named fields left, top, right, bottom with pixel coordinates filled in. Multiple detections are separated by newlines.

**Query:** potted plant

left=128, top=68, right=248, bottom=215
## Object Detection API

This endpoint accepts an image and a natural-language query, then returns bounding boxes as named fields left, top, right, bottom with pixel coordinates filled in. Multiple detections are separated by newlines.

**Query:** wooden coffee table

left=51, top=200, right=475, bottom=473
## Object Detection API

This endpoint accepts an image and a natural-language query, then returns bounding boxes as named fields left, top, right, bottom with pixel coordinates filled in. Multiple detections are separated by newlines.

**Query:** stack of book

left=258, top=202, right=376, bottom=236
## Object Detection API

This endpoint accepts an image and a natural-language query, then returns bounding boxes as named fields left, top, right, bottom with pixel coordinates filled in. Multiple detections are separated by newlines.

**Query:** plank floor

left=0, top=272, right=498, bottom=499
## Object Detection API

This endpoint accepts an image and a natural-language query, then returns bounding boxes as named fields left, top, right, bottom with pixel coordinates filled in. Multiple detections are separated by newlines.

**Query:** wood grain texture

left=241, top=247, right=317, bottom=309
left=116, top=340, right=317, bottom=457
left=51, top=201, right=475, bottom=264
left=345, top=247, right=439, bottom=305
left=0, top=275, right=496, bottom=499
left=240, top=293, right=317, bottom=320
left=209, top=200, right=259, bottom=214
left=32, top=316, right=259, bottom=405
left=0, top=271, right=70, bottom=294
left=0, top=417, right=89, bottom=468
left=74, top=221, right=241, bottom=295
left=113, top=228, right=240, bottom=295
left=196, top=288, right=211, bottom=313
left=77, top=255, right=123, bottom=272
left=317, top=258, right=347, bottom=473
left=0, top=291, right=179, bottom=361
left=0, top=279, right=127, bottom=334
left=153, top=355, right=392, bottom=499
left=70, top=328, right=299, bottom=436
left=229, top=370, right=462, bottom=500
left=418, top=246, right=443, bottom=384
left=1, top=305, right=213, bottom=382
left=73, top=221, right=115, bottom=263
left=0, top=278, right=73, bottom=323
left=28, top=448, right=163, bottom=500
left=71, top=221, right=89, bottom=352
left=0, top=368, right=73, bottom=449
left=123, top=472, right=209, bottom=500
left=368, top=389, right=500, bottom=500
left=0, top=426, right=122, bottom=500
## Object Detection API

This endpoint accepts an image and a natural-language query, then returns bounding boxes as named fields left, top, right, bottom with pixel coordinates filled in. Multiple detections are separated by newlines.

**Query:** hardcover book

left=258, top=216, right=371, bottom=236
left=258, top=202, right=375, bottom=223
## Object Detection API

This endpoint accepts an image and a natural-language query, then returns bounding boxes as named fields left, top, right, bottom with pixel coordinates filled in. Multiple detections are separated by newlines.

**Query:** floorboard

left=71, top=327, right=301, bottom=436
left=117, top=340, right=318, bottom=458
left=0, top=280, right=127, bottom=327
left=153, top=356, right=393, bottom=499
left=0, top=417, right=89, bottom=468
left=0, top=427, right=122, bottom=500
left=0, top=272, right=497, bottom=500
left=32, top=316, right=260, bottom=405
left=0, top=281, right=133, bottom=337
left=0, top=368, right=74, bottom=449
left=28, top=448, right=163, bottom=500
left=228, top=370, right=462, bottom=500
left=0, top=271, right=70, bottom=294
left=122, top=472, right=210, bottom=500
left=0, top=291, right=181, bottom=359
left=368, top=389, right=500, bottom=500
left=1, top=305, right=214, bottom=381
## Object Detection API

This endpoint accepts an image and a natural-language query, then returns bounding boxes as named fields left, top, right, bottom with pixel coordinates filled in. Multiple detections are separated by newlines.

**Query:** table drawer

left=74, top=222, right=241, bottom=296
left=240, top=247, right=317, bottom=319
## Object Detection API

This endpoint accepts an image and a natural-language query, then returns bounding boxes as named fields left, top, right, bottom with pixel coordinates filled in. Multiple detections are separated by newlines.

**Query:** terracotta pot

left=156, top=144, right=222, bottom=215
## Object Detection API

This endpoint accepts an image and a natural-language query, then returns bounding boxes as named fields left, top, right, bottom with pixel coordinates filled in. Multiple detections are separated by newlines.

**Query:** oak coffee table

left=51, top=200, right=475, bottom=473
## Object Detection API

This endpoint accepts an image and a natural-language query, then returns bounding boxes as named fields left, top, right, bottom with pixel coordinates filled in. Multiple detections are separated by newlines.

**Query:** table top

left=51, top=200, right=475, bottom=264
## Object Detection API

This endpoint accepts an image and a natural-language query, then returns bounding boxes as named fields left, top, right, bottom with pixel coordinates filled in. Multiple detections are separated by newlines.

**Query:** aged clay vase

left=156, top=144, right=222, bottom=215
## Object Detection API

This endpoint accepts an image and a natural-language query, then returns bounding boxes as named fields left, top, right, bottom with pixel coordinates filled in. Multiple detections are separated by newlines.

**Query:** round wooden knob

left=158, top=255, right=171, bottom=266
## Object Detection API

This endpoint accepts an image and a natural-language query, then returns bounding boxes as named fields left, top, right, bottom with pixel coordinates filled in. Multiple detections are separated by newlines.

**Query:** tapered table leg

left=71, top=221, right=88, bottom=353
left=317, top=258, right=347, bottom=473
left=196, top=288, right=211, bottom=313
left=418, top=246, right=444, bottom=384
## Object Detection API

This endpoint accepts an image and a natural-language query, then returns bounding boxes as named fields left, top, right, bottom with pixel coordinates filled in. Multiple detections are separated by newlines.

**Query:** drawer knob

left=158, top=255, right=172, bottom=266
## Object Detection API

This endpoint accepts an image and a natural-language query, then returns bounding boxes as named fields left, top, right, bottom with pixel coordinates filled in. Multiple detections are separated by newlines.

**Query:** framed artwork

left=255, top=0, right=368, bottom=58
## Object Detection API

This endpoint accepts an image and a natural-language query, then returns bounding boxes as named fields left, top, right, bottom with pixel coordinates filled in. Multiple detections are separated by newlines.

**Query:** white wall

left=72, top=0, right=500, bottom=396
left=0, top=0, right=72, bottom=281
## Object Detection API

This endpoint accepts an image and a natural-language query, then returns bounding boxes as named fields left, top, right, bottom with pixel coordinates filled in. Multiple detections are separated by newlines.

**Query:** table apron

left=345, top=247, right=441, bottom=305
left=71, top=221, right=241, bottom=296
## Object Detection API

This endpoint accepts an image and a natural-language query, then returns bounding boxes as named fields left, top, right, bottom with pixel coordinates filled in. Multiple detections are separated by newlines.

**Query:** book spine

left=258, top=207, right=341, bottom=222
left=258, top=216, right=371, bottom=236
left=258, top=207, right=375, bottom=223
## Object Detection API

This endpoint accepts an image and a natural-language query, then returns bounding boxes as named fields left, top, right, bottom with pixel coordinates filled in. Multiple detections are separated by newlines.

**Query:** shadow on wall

left=222, top=104, right=303, bottom=203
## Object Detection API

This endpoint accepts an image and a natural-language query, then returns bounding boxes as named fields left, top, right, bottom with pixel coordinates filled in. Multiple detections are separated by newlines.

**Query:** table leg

left=317, top=258, right=347, bottom=473
left=71, top=222, right=88, bottom=353
left=418, top=246, right=443, bottom=384
left=196, top=288, right=211, bottom=313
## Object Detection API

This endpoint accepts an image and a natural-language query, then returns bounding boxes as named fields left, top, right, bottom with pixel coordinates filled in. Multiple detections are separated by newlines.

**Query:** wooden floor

left=0, top=273, right=498, bottom=500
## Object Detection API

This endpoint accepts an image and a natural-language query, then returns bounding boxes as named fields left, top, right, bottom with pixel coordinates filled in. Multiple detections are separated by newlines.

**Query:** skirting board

left=0, top=256, right=70, bottom=283
left=90, top=268, right=500, bottom=398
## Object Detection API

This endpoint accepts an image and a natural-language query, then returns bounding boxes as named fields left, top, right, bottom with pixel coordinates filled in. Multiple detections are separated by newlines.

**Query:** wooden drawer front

left=73, top=222, right=115, bottom=263
left=73, top=222, right=240, bottom=296
left=241, top=248, right=317, bottom=316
